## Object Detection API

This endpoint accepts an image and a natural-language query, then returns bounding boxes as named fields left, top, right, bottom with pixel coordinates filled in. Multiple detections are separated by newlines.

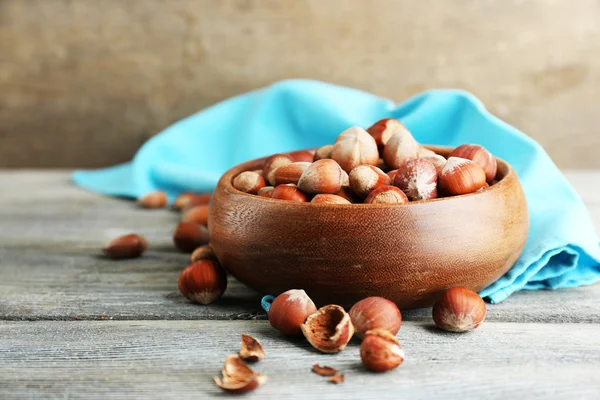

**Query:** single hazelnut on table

left=214, top=354, right=266, bottom=393
left=421, top=154, right=447, bottom=175
left=239, top=334, right=266, bottom=362
left=330, top=126, right=379, bottom=173
left=181, top=205, right=209, bottom=225
left=364, top=185, right=409, bottom=204
left=103, top=233, right=148, bottom=259
left=360, top=329, right=405, bottom=372
left=301, top=304, right=354, bottom=353
left=432, top=287, right=486, bottom=332
left=173, top=192, right=194, bottom=211
left=178, top=259, right=227, bottom=305
left=382, top=129, right=420, bottom=169
left=138, top=191, right=168, bottom=209
left=173, top=222, right=210, bottom=253
left=438, top=157, right=486, bottom=196
left=272, top=162, right=311, bottom=186
left=288, top=149, right=315, bottom=163
left=366, top=118, right=407, bottom=151
left=314, top=144, right=333, bottom=161
left=311, top=194, right=352, bottom=205
left=349, top=297, right=402, bottom=339
left=450, top=144, right=497, bottom=183
left=263, top=153, right=294, bottom=186
left=257, top=186, right=275, bottom=198
left=271, top=184, right=308, bottom=202
left=394, top=158, right=438, bottom=201
left=190, top=244, right=216, bottom=262
left=348, top=165, right=391, bottom=198
left=180, top=193, right=212, bottom=212
left=268, top=289, right=317, bottom=336
left=297, top=159, right=344, bottom=195
left=233, top=171, right=266, bottom=195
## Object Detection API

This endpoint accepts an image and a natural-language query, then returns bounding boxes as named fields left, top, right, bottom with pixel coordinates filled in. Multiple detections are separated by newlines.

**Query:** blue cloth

left=73, top=79, right=600, bottom=303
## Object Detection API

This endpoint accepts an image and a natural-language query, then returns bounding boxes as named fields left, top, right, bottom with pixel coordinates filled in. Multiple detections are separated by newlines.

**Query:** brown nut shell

left=450, top=144, right=497, bottom=183
left=301, top=305, right=354, bottom=353
left=360, top=329, right=405, bottom=372
left=178, top=259, right=227, bottom=305
left=364, top=185, right=408, bottom=204
left=173, top=222, right=210, bottom=253
left=268, top=289, right=317, bottom=336
left=330, top=126, right=379, bottom=173
left=214, top=354, right=267, bottom=393
left=394, top=158, right=438, bottom=201
left=349, top=297, right=402, bottom=339
left=348, top=165, right=392, bottom=198
left=432, top=287, right=486, bottom=332
left=103, top=233, right=148, bottom=259
left=297, top=159, right=344, bottom=195
left=271, top=184, right=308, bottom=202
left=438, top=157, right=486, bottom=196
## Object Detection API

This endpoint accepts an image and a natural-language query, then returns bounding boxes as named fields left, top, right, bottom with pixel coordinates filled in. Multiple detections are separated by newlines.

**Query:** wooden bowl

left=208, top=146, right=529, bottom=309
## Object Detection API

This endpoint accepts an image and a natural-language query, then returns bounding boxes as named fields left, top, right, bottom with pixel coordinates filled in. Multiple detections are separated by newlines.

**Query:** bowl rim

left=219, top=145, right=516, bottom=208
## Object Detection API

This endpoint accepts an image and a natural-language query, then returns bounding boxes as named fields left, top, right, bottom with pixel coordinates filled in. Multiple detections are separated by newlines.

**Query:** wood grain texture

left=0, top=171, right=598, bottom=322
left=209, top=148, right=529, bottom=308
left=1, top=1, right=600, bottom=168
left=1, top=320, right=599, bottom=399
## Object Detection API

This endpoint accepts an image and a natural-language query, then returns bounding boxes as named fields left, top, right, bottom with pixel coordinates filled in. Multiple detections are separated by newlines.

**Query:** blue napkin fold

left=73, top=79, right=600, bottom=303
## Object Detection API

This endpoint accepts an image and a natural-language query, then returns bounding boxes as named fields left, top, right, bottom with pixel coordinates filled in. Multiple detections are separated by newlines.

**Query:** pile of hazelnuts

left=232, top=118, right=498, bottom=204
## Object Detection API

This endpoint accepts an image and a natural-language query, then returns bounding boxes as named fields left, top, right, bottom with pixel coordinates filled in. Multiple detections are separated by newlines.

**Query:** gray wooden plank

left=0, top=171, right=599, bottom=322
left=0, top=320, right=599, bottom=400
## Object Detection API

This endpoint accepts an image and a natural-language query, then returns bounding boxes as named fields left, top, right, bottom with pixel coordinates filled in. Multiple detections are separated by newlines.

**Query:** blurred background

left=1, top=0, right=599, bottom=169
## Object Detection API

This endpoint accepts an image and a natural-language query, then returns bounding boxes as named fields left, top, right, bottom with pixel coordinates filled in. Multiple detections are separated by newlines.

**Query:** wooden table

left=1, top=171, right=599, bottom=399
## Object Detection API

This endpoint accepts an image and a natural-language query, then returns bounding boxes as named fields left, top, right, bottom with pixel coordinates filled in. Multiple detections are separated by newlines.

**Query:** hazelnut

left=349, top=297, right=402, bottom=339
left=239, top=334, right=266, bottom=362
left=360, top=329, right=405, bottom=372
left=103, top=233, right=148, bottom=259
left=173, top=192, right=194, bottom=211
left=138, top=191, right=168, bottom=208
left=382, top=129, right=419, bottom=169
left=432, top=287, right=486, bottom=332
left=272, top=162, right=311, bottom=186
left=450, top=144, right=497, bottom=183
left=271, top=184, right=308, bottom=202
left=289, top=150, right=315, bottom=163
left=268, top=289, right=317, bottom=336
left=341, top=169, right=350, bottom=186
left=366, top=118, right=407, bottom=150
left=233, top=171, right=266, bottom=194
left=438, top=157, right=486, bottom=196
left=364, top=185, right=408, bottom=204
left=214, top=354, right=266, bottom=393
left=190, top=245, right=216, bottom=262
left=181, top=205, right=209, bottom=225
left=417, top=146, right=436, bottom=158
left=263, top=154, right=294, bottom=186
left=310, top=194, right=352, bottom=205
left=181, top=193, right=212, bottom=212
left=386, top=169, right=398, bottom=181
left=348, top=165, right=391, bottom=198
left=297, top=159, right=344, bottom=195
left=330, top=126, right=379, bottom=173
left=394, top=158, right=438, bottom=201
left=421, top=154, right=447, bottom=175
left=314, top=144, right=333, bottom=161
left=257, top=186, right=275, bottom=198
left=173, top=222, right=210, bottom=253
left=178, top=259, right=227, bottom=305
left=301, top=305, right=354, bottom=353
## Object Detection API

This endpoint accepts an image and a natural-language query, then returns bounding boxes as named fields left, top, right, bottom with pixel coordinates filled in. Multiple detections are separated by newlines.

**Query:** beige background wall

left=1, top=0, right=599, bottom=168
